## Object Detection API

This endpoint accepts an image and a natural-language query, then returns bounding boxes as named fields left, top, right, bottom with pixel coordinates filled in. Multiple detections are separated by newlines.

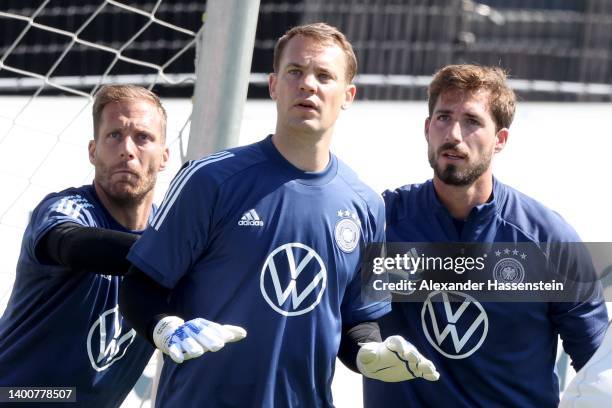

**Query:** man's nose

left=299, top=73, right=317, bottom=93
left=445, top=120, right=462, bottom=143
left=119, top=136, right=136, bottom=159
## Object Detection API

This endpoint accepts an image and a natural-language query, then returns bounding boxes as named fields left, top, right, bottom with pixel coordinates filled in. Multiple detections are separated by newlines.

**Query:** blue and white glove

left=357, top=335, right=440, bottom=382
left=153, top=316, right=247, bottom=364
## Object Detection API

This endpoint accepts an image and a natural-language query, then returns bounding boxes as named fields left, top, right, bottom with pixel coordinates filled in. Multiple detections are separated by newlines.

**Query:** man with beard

left=0, top=85, right=169, bottom=407
left=363, top=64, right=609, bottom=407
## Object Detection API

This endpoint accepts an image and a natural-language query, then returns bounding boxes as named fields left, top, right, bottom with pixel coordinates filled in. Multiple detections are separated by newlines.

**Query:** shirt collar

left=427, top=176, right=505, bottom=221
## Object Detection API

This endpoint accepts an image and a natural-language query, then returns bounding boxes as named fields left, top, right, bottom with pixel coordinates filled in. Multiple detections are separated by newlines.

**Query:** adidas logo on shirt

left=238, top=209, right=264, bottom=226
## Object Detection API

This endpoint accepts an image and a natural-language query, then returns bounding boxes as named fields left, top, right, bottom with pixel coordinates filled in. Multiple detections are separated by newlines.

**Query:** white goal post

left=187, top=0, right=260, bottom=161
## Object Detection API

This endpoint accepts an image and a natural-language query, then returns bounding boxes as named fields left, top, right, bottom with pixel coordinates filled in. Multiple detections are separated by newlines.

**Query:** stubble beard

left=95, top=165, right=157, bottom=207
left=428, top=147, right=492, bottom=187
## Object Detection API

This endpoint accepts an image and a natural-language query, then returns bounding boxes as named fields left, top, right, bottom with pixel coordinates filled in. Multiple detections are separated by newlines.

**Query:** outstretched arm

left=36, top=222, right=137, bottom=275
left=120, top=266, right=246, bottom=364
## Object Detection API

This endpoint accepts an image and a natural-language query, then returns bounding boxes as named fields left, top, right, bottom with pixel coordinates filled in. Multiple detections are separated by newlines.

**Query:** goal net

left=0, top=0, right=201, bottom=308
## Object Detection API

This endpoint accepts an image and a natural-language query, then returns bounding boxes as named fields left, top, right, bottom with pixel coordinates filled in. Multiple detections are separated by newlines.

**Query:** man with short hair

left=363, top=64, right=609, bottom=407
left=120, top=23, right=438, bottom=407
left=0, top=85, right=169, bottom=407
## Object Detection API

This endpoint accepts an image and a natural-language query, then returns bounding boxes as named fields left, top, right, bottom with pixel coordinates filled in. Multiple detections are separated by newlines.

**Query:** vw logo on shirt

left=87, top=306, right=137, bottom=371
left=260, top=243, right=327, bottom=316
left=421, top=291, right=488, bottom=359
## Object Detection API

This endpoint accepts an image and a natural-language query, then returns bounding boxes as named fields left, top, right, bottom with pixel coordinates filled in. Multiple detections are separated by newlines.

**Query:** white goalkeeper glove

left=357, top=335, right=440, bottom=382
left=153, top=316, right=247, bottom=364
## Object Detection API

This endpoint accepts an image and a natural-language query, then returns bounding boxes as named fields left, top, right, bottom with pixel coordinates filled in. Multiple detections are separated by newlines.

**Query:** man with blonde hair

left=0, top=85, right=169, bottom=407
left=363, top=64, right=608, bottom=407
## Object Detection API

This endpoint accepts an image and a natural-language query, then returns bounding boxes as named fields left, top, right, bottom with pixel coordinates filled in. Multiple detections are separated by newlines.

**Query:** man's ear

left=268, top=73, right=277, bottom=100
left=88, top=139, right=96, bottom=165
left=159, top=147, right=170, bottom=171
left=341, top=84, right=357, bottom=110
left=424, top=117, right=431, bottom=142
left=494, top=128, right=509, bottom=153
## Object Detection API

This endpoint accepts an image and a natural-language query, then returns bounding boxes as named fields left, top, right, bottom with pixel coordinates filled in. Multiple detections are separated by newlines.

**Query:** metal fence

left=290, top=0, right=612, bottom=101
left=1, top=0, right=611, bottom=101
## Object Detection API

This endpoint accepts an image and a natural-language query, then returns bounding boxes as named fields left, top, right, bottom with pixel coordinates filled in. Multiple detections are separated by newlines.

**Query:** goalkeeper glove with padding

left=357, top=335, right=440, bottom=382
left=153, top=316, right=247, bottom=364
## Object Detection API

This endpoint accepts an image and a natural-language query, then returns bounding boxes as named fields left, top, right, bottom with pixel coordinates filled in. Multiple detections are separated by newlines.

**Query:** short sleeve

left=341, top=194, right=391, bottom=325
left=26, top=193, right=96, bottom=262
left=127, top=160, right=219, bottom=289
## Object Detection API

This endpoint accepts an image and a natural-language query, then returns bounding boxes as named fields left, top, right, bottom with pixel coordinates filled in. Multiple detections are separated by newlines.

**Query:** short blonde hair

left=92, top=85, right=167, bottom=140
left=273, top=22, right=357, bottom=83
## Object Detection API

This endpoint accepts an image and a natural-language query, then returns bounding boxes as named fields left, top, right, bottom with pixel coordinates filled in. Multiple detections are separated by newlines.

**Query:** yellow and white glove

left=153, top=316, right=246, bottom=364
left=357, top=335, right=440, bottom=382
